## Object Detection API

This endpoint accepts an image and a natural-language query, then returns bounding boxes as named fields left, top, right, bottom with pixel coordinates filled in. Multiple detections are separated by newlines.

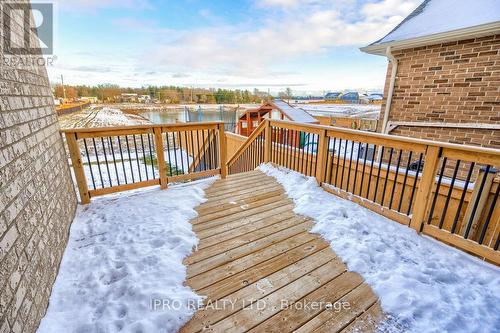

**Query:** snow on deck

left=259, top=164, right=500, bottom=333
left=296, top=103, right=381, bottom=119
left=37, top=178, right=216, bottom=333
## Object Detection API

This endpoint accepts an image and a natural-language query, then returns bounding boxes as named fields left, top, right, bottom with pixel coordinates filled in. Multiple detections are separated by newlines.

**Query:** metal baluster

left=334, top=139, right=342, bottom=187
left=201, top=130, right=207, bottom=172
left=147, top=133, right=155, bottom=177
left=450, top=162, right=476, bottom=234
left=300, top=131, right=305, bottom=174
left=426, top=157, right=448, bottom=224
left=190, top=130, right=195, bottom=171
left=340, top=139, right=348, bottom=189
left=380, top=148, right=394, bottom=207
left=397, top=151, right=413, bottom=212
left=101, top=137, right=113, bottom=186
left=407, top=153, right=423, bottom=215
left=92, top=138, right=105, bottom=187
left=373, top=147, right=385, bottom=203
left=359, top=143, right=369, bottom=197
left=172, top=132, right=181, bottom=176
left=366, top=145, right=377, bottom=199
left=140, top=135, right=149, bottom=180
left=329, top=137, right=337, bottom=185
left=388, top=149, right=403, bottom=209
left=438, top=160, right=461, bottom=229
left=346, top=141, right=355, bottom=193
left=83, top=138, right=96, bottom=190
left=117, top=136, right=128, bottom=184
left=353, top=142, right=362, bottom=194
left=132, top=135, right=143, bottom=181
left=125, top=136, right=135, bottom=182
left=165, top=132, right=173, bottom=176
left=313, top=134, right=318, bottom=177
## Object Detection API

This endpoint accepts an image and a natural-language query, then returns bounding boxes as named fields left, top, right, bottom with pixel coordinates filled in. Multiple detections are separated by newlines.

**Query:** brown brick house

left=361, top=0, right=500, bottom=149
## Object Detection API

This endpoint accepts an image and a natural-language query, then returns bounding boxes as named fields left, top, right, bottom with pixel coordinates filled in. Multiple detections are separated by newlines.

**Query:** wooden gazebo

left=236, top=100, right=318, bottom=137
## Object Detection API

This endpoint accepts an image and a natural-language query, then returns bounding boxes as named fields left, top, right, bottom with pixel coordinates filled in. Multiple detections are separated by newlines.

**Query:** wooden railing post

left=315, top=129, right=329, bottom=184
left=264, top=120, right=272, bottom=163
left=153, top=127, right=168, bottom=189
left=219, top=124, right=228, bottom=179
left=409, top=145, right=441, bottom=231
left=65, top=133, right=91, bottom=204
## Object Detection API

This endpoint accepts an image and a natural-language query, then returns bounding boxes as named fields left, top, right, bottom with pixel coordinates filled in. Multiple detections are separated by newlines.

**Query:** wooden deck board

left=181, top=170, right=383, bottom=333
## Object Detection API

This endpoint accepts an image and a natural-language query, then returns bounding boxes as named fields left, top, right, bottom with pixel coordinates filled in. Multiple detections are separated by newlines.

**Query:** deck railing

left=62, top=122, right=227, bottom=204
left=226, top=119, right=500, bottom=265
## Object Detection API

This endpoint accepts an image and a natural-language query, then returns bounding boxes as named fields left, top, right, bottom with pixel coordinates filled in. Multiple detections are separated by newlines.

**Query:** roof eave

left=360, top=21, right=500, bottom=56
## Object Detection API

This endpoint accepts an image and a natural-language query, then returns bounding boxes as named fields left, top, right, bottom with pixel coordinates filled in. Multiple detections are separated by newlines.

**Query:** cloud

left=49, top=0, right=420, bottom=90
left=112, top=17, right=156, bottom=29
left=145, top=0, right=420, bottom=76
left=172, top=72, right=190, bottom=78
left=69, top=65, right=113, bottom=73
left=54, top=0, right=153, bottom=13
left=257, top=0, right=301, bottom=8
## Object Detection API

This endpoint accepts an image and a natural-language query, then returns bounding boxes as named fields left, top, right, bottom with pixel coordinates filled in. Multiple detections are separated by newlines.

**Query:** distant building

left=325, top=92, right=341, bottom=100
left=119, top=93, right=139, bottom=102
left=80, top=96, right=98, bottom=103
left=368, top=93, right=383, bottom=101
left=138, top=95, right=151, bottom=103
left=361, top=0, right=500, bottom=148
left=237, top=100, right=318, bottom=137
left=340, top=92, right=360, bottom=103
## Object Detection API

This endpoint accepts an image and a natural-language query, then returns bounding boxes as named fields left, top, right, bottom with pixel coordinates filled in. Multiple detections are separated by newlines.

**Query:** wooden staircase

left=180, top=170, right=384, bottom=333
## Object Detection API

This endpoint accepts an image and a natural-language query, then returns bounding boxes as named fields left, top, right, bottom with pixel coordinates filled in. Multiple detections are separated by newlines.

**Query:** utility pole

left=61, top=74, right=67, bottom=100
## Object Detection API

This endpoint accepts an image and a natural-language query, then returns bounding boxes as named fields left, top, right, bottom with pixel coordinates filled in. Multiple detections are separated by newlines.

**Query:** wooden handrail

left=226, top=120, right=268, bottom=167
left=228, top=118, right=500, bottom=264
left=269, top=119, right=500, bottom=158
left=60, top=121, right=224, bottom=133
left=62, top=122, right=226, bottom=203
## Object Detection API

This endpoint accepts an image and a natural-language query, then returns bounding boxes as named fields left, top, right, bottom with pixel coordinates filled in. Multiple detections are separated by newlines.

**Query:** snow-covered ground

left=82, top=149, right=192, bottom=189
left=113, top=103, right=259, bottom=111
left=37, top=178, right=217, bottom=333
left=59, top=106, right=151, bottom=128
left=258, top=164, right=500, bottom=333
left=297, top=103, right=381, bottom=118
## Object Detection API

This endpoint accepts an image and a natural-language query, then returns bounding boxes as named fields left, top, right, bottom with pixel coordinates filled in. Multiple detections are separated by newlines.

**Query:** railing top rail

left=269, top=119, right=500, bottom=158
left=226, top=120, right=267, bottom=166
left=60, top=121, right=224, bottom=134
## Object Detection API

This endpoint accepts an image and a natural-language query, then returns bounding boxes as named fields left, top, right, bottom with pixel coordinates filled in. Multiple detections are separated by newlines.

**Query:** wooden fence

left=56, top=101, right=91, bottom=115
left=314, top=115, right=378, bottom=131
left=226, top=132, right=247, bottom=159
left=226, top=119, right=500, bottom=265
left=62, top=122, right=227, bottom=204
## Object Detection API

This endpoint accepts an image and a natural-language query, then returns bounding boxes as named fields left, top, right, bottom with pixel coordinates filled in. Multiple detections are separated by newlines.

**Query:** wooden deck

left=180, top=170, right=384, bottom=333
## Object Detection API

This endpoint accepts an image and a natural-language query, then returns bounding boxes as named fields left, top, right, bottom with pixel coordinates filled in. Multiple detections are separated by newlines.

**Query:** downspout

left=382, top=46, right=398, bottom=134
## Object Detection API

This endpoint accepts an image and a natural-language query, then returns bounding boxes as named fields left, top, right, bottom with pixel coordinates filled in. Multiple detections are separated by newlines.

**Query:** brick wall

left=379, top=34, right=500, bottom=148
left=0, top=2, right=77, bottom=333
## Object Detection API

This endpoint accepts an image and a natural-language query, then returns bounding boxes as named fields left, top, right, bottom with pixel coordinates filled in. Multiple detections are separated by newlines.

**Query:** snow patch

left=37, top=178, right=217, bottom=333
left=258, top=163, right=500, bottom=333
left=296, top=103, right=381, bottom=118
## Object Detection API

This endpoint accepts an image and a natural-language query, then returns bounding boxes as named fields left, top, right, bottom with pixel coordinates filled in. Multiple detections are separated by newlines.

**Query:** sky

left=47, top=0, right=421, bottom=94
